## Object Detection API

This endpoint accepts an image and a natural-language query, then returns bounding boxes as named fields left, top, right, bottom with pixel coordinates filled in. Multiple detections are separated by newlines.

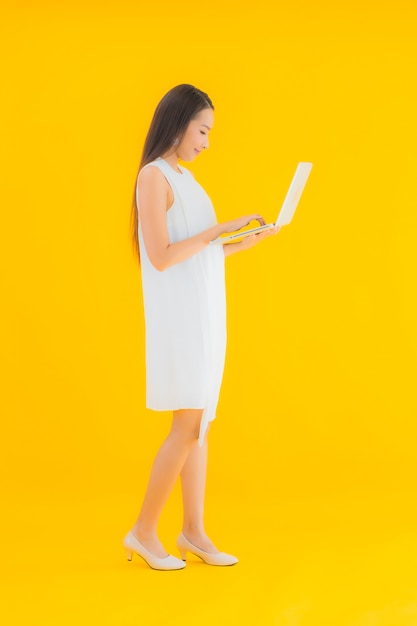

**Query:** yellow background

left=1, top=1, right=416, bottom=624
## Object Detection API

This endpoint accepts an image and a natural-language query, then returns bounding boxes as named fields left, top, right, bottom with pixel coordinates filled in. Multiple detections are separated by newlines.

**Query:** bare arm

left=138, top=166, right=267, bottom=271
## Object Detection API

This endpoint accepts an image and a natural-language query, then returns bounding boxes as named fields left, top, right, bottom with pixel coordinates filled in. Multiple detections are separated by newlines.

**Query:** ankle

left=182, top=524, right=206, bottom=538
left=132, top=520, right=158, bottom=540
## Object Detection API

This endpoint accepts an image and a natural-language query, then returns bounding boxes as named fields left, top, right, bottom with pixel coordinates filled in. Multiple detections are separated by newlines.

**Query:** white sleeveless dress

left=136, top=157, right=226, bottom=446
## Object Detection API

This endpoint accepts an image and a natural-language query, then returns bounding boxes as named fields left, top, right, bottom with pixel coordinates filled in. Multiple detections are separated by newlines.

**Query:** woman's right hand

left=221, top=214, right=266, bottom=234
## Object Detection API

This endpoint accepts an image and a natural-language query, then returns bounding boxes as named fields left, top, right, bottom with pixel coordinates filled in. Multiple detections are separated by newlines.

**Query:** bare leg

left=131, top=409, right=203, bottom=558
left=180, top=425, right=219, bottom=554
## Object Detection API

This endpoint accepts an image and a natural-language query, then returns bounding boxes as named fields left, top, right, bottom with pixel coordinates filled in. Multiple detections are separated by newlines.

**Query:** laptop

left=210, top=161, right=313, bottom=244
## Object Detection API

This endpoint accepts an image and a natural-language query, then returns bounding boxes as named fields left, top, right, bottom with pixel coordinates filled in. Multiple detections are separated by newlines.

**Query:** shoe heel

left=125, top=548, right=133, bottom=561
left=178, top=547, right=187, bottom=561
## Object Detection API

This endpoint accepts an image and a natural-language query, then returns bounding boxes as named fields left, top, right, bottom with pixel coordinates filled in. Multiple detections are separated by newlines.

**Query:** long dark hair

left=130, top=84, right=214, bottom=260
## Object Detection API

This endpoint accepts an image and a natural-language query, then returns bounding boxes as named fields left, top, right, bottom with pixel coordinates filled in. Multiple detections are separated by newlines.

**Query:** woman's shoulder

left=140, top=158, right=163, bottom=174
left=138, top=158, right=193, bottom=185
left=138, top=161, right=168, bottom=184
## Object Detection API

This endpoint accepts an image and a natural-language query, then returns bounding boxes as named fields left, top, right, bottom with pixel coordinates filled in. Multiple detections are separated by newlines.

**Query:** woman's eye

left=200, top=131, right=206, bottom=135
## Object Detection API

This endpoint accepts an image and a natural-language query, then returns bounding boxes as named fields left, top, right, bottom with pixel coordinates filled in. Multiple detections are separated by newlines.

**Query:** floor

left=2, top=489, right=417, bottom=625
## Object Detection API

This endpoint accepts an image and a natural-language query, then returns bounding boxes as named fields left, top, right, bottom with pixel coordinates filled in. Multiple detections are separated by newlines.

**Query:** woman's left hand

left=222, top=225, right=281, bottom=257
left=238, top=225, right=281, bottom=249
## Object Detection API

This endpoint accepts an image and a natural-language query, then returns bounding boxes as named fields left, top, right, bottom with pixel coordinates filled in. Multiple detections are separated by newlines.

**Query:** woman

left=124, top=84, right=279, bottom=570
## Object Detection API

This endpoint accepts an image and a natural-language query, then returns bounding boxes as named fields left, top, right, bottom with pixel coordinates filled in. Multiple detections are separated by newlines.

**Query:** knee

left=170, top=423, right=199, bottom=448
left=171, top=410, right=202, bottom=446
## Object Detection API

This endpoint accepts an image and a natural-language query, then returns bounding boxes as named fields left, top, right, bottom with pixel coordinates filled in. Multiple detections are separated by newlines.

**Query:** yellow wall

left=1, top=0, right=416, bottom=506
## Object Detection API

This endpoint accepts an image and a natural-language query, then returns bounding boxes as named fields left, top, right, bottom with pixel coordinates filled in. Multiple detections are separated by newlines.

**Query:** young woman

left=124, top=84, right=279, bottom=570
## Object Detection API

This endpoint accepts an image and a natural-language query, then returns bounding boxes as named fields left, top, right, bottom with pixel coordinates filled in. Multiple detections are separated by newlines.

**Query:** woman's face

left=177, top=107, right=214, bottom=162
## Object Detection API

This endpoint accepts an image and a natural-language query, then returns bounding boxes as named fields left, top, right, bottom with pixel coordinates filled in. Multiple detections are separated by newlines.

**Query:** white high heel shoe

left=123, top=531, right=185, bottom=571
left=176, top=532, right=238, bottom=566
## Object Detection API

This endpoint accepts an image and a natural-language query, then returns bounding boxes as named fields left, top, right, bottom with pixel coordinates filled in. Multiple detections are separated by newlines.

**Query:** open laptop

left=210, top=161, right=313, bottom=244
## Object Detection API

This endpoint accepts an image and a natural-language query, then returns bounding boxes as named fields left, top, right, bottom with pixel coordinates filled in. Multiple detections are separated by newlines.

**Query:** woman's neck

left=160, top=151, right=182, bottom=174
